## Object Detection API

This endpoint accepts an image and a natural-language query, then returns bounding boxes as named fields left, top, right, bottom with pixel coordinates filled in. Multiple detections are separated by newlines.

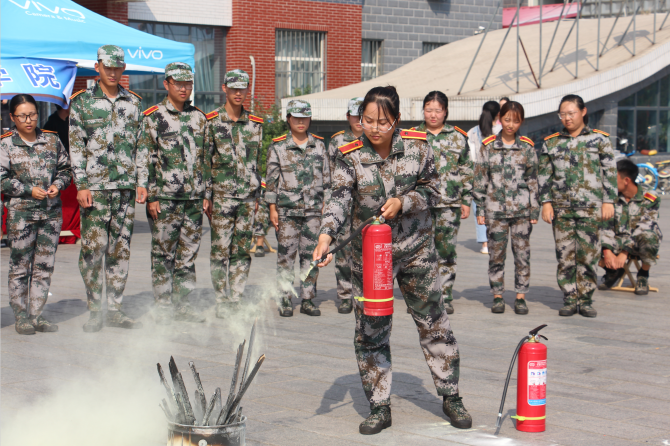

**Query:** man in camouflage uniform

left=473, top=133, right=539, bottom=314
left=416, top=121, right=473, bottom=313
left=265, top=100, right=330, bottom=317
left=2, top=127, right=71, bottom=334
left=136, top=62, right=210, bottom=325
left=538, top=127, right=617, bottom=317
left=205, top=70, right=263, bottom=316
left=327, top=97, right=363, bottom=314
left=69, top=45, right=143, bottom=332
left=599, top=159, right=662, bottom=295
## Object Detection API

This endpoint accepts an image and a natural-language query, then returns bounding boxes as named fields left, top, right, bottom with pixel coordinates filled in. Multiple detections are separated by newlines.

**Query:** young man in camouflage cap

left=205, top=69, right=264, bottom=317
left=69, top=44, right=144, bottom=332
left=327, top=97, right=363, bottom=314
left=136, top=62, right=211, bottom=325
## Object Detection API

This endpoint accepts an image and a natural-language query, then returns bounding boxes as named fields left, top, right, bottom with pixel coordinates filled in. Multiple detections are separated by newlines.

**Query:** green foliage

left=292, top=85, right=312, bottom=97
left=251, top=100, right=288, bottom=176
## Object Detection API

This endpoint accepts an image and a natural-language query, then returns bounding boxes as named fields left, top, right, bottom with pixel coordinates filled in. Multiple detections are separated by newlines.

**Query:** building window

left=618, top=74, right=670, bottom=153
left=422, top=42, right=445, bottom=55
left=361, top=40, right=383, bottom=82
left=127, top=21, right=226, bottom=112
left=275, top=29, right=326, bottom=101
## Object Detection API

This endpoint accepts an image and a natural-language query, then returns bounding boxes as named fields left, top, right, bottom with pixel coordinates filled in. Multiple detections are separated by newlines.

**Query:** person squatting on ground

left=313, top=86, right=472, bottom=435
left=327, top=97, right=364, bottom=315
left=538, top=94, right=617, bottom=318
left=415, top=91, right=473, bottom=314
left=136, top=62, right=211, bottom=325
left=599, top=159, right=663, bottom=295
left=68, top=45, right=143, bottom=332
left=473, top=101, right=539, bottom=315
left=1, top=94, right=71, bottom=335
left=205, top=70, right=264, bottom=317
left=266, top=100, right=331, bottom=317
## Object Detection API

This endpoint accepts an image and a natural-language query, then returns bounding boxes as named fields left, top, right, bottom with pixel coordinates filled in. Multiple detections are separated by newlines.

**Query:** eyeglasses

left=360, top=117, right=397, bottom=133
left=11, top=112, right=38, bottom=123
left=558, top=112, right=578, bottom=119
left=169, top=81, right=194, bottom=91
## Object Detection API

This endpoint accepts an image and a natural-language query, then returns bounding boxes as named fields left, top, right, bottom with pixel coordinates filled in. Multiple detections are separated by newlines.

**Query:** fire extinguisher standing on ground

left=496, top=324, right=548, bottom=432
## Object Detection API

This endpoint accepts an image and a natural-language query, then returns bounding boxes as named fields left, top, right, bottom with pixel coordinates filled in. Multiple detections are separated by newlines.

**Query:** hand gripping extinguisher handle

left=311, top=215, right=384, bottom=267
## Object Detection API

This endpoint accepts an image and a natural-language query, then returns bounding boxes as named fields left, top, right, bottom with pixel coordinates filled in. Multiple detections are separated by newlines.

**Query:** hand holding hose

left=313, top=234, right=333, bottom=267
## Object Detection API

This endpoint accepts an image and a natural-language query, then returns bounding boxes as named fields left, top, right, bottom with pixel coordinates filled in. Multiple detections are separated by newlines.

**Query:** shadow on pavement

left=457, top=285, right=566, bottom=311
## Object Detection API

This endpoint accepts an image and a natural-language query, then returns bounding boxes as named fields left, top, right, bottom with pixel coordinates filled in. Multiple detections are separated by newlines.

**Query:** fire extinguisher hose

left=310, top=215, right=381, bottom=267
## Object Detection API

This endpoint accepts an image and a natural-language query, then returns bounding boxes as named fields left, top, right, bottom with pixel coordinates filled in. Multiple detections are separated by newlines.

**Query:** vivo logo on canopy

left=127, top=48, right=164, bottom=60
left=8, top=0, right=86, bottom=19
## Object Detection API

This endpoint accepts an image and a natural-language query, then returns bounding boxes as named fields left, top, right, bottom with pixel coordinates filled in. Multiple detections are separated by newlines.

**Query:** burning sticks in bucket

left=157, top=320, right=265, bottom=426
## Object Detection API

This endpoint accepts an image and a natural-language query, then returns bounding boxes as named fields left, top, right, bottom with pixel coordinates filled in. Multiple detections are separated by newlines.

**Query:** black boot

left=359, top=406, right=392, bottom=435
left=558, top=299, right=578, bottom=317
left=300, top=299, right=321, bottom=316
left=443, top=395, right=472, bottom=429
left=278, top=297, right=293, bottom=317
left=598, top=268, right=624, bottom=290
left=338, top=299, right=353, bottom=314
left=83, top=311, right=103, bottom=332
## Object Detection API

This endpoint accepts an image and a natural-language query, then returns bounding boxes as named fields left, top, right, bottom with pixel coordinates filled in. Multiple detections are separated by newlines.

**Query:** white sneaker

left=480, top=246, right=489, bottom=254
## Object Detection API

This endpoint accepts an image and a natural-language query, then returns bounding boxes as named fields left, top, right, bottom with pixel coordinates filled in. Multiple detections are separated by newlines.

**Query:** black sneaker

left=514, top=298, right=528, bottom=315
left=359, top=406, right=392, bottom=435
left=635, top=276, right=649, bottom=295
left=83, top=311, right=103, bottom=333
left=254, top=245, right=265, bottom=258
left=300, top=299, right=321, bottom=316
left=15, top=312, right=35, bottom=335
left=491, top=297, right=505, bottom=313
left=338, top=299, right=353, bottom=314
left=32, top=315, right=58, bottom=332
left=558, top=301, right=578, bottom=316
left=598, top=268, right=624, bottom=290
left=443, top=395, right=472, bottom=429
left=278, top=298, right=293, bottom=317
left=579, top=304, right=597, bottom=318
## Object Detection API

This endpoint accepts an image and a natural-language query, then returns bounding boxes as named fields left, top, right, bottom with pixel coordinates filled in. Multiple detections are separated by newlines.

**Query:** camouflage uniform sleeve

left=204, top=120, right=214, bottom=201
left=68, top=97, right=89, bottom=190
left=632, top=198, right=661, bottom=239
left=1, top=142, right=31, bottom=196
left=472, top=144, right=489, bottom=218
left=599, top=136, right=618, bottom=203
left=601, top=215, right=623, bottom=253
left=537, top=141, right=552, bottom=203
left=320, top=140, right=332, bottom=203
left=327, top=138, right=338, bottom=183
left=265, top=143, right=279, bottom=205
left=53, top=137, right=72, bottom=191
left=525, top=145, right=540, bottom=220
left=135, top=115, right=157, bottom=200
left=458, top=135, right=474, bottom=206
left=399, top=141, right=440, bottom=214
left=320, top=155, right=355, bottom=239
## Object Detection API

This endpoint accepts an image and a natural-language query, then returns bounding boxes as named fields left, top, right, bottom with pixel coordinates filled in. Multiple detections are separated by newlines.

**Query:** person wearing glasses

left=1, top=94, right=71, bottom=334
left=136, top=62, right=211, bottom=325
left=69, top=45, right=143, bottom=333
left=266, top=100, right=331, bottom=317
left=538, top=94, right=617, bottom=318
left=313, top=86, right=472, bottom=435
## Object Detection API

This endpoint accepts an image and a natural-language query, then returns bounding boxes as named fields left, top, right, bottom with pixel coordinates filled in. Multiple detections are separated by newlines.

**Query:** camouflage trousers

left=210, top=196, right=255, bottom=303
left=254, top=202, right=269, bottom=237
left=148, top=199, right=203, bottom=307
left=7, top=211, right=62, bottom=318
left=335, top=216, right=353, bottom=301
left=432, top=207, right=461, bottom=302
left=486, top=217, right=533, bottom=295
left=79, top=190, right=135, bottom=311
left=276, top=215, right=320, bottom=301
left=552, top=208, right=600, bottom=304
left=352, top=242, right=460, bottom=408
left=623, top=231, right=661, bottom=266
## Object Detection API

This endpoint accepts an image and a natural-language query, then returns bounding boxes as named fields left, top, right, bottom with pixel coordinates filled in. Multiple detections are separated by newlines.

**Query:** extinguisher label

left=373, top=243, right=393, bottom=290
left=528, top=360, right=547, bottom=406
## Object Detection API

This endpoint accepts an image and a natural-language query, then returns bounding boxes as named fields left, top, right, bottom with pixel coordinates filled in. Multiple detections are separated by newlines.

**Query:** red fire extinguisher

left=496, top=325, right=548, bottom=432
left=360, top=218, right=394, bottom=316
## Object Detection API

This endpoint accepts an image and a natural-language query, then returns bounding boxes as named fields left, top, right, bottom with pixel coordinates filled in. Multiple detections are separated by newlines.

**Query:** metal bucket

left=167, top=417, right=246, bottom=446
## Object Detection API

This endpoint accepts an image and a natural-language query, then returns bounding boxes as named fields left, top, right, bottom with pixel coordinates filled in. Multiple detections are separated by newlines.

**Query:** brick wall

left=227, top=0, right=362, bottom=108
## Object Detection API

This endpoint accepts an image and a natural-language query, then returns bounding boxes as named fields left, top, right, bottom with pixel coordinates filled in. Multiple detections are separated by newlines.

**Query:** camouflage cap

left=347, top=97, right=364, bottom=116
left=224, top=69, right=249, bottom=88
left=287, top=99, right=312, bottom=118
left=97, top=45, right=125, bottom=68
left=165, top=62, right=194, bottom=82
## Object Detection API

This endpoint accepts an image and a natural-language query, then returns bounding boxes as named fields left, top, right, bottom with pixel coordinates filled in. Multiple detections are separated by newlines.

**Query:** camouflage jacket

left=319, top=129, right=440, bottom=261
left=415, top=123, right=473, bottom=208
left=602, top=188, right=663, bottom=254
left=538, top=126, right=617, bottom=208
left=1, top=129, right=71, bottom=219
left=206, top=107, right=263, bottom=199
left=473, top=134, right=540, bottom=220
left=265, top=132, right=331, bottom=216
left=135, top=97, right=209, bottom=202
left=68, top=81, right=142, bottom=191
left=328, top=129, right=359, bottom=179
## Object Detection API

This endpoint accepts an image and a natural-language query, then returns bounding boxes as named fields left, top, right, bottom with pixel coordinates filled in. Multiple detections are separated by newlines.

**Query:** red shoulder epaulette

left=273, top=134, right=287, bottom=142
left=644, top=192, right=657, bottom=202
left=128, top=90, right=142, bottom=100
left=544, top=132, right=560, bottom=141
left=331, top=130, right=344, bottom=138
left=206, top=111, right=219, bottom=121
left=1, top=131, right=12, bottom=139
left=69, top=89, right=86, bottom=100
left=482, top=135, right=496, bottom=145
left=400, top=129, right=427, bottom=140
left=41, top=129, right=58, bottom=134
left=143, top=105, right=159, bottom=116
left=311, top=133, right=323, bottom=140
left=339, top=139, right=363, bottom=154
left=261, top=181, right=266, bottom=188
left=593, top=129, right=610, bottom=137
left=519, top=136, right=534, bottom=147
left=454, top=126, right=468, bottom=137
left=194, top=106, right=206, bottom=115
left=409, top=127, right=416, bottom=131
left=249, top=114, right=264, bottom=124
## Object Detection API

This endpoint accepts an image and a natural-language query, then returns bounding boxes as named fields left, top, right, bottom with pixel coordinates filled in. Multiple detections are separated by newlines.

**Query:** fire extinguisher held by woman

left=313, top=86, right=472, bottom=435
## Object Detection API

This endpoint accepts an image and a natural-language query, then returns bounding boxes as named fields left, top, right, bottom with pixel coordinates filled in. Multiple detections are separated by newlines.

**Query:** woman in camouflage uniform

left=1, top=94, right=71, bottom=334
left=313, top=86, right=471, bottom=435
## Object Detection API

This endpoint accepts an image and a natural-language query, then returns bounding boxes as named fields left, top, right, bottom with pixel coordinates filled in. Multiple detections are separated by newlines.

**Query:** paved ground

left=2, top=201, right=670, bottom=445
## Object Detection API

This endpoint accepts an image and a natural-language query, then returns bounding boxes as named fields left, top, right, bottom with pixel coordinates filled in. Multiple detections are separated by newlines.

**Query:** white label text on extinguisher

left=373, top=243, right=393, bottom=290
left=528, top=360, right=547, bottom=406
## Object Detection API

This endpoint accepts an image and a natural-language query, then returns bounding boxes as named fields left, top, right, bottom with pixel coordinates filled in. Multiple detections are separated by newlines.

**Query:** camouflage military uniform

left=473, top=134, right=539, bottom=294
left=538, top=127, right=617, bottom=305
left=1, top=129, right=71, bottom=319
left=69, top=80, right=142, bottom=311
left=136, top=96, right=208, bottom=308
left=265, top=131, right=330, bottom=302
left=416, top=123, right=473, bottom=302
left=320, top=129, right=461, bottom=408
left=602, top=188, right=662, bottom=265
left=254, top=181, right=269, bottom=238
left=206, top=106, right=263, bottom=303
